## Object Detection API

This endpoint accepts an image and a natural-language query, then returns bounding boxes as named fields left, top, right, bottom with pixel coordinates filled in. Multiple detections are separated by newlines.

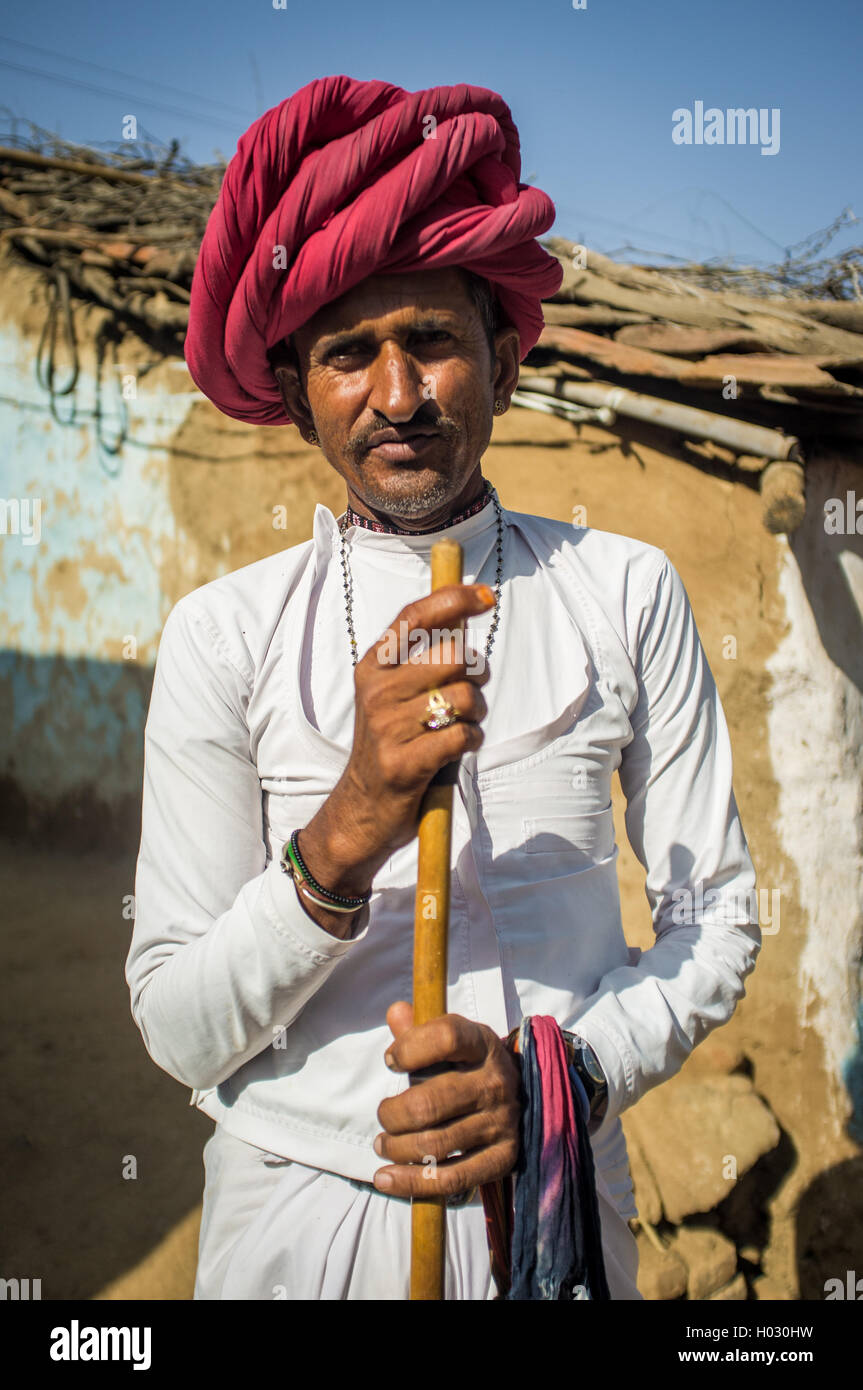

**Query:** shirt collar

left=313, top=483, right=503, bottom=558
left=343, top=478, right=495, bottom=535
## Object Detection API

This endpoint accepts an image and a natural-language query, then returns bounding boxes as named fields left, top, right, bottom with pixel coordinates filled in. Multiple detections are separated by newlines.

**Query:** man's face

left=272, top=268, right=520, bottom=527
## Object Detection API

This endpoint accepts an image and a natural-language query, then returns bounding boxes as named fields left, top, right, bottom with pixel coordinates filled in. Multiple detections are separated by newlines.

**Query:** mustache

left=351, top=415, right=459, bottom=456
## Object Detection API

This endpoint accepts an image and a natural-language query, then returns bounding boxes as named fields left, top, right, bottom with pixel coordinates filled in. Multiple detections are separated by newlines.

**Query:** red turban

left=184, top=74, right=563, bottom=426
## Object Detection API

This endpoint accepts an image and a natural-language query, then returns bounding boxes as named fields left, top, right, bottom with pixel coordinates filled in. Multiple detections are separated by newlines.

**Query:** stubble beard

left=356, top=468, right=456, bottom=518
left=348, top=418, right=468, bottom=519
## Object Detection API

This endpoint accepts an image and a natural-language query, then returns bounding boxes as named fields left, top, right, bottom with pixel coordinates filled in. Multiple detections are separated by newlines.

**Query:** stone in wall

left=707, top=1273, right=748, bottom=1300
left=624, top=1036, right=785, bottom=1298
left=667, top=1224, right=738, bottom=1299
left=623, top=1069, right=781, bottom=1225
left=633, top=1229, right=688, bottom=1301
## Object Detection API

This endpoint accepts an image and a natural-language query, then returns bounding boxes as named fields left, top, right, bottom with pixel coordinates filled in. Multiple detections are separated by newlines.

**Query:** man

left=126, top=75, right=761, bottom=1300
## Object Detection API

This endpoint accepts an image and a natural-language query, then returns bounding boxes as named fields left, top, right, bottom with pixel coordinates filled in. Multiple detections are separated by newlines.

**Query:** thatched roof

left=2, top=131, right=861, bottom=533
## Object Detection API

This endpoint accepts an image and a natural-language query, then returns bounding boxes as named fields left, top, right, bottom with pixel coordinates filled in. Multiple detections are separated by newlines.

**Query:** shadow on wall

left=796, top=1155, right=863, bottom=1300
left=0, top=650, right=155, bottom=853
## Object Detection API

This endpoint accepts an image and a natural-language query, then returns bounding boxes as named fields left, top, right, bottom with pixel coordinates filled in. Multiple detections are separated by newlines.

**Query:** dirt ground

left=0, top=836, right=209, bottom=1299
left=2, top=403, right=861, bottom=1299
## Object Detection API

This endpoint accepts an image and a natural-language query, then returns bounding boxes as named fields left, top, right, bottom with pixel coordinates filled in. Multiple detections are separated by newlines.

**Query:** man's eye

left=326, top=330, right=450, bottom=362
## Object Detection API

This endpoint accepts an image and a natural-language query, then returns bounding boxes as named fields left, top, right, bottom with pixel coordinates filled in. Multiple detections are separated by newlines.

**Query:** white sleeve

left=568, top=553, right=761, bottom=1128
left=125, top=599, right=369, bottom=1093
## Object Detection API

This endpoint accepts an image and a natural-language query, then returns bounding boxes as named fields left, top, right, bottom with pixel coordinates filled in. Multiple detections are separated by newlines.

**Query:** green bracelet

left=280, top=830, right=372, bottom=910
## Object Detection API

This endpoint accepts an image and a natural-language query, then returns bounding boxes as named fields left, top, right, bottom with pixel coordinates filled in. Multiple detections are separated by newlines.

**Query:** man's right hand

left=292, top=583, right=495, bottom=937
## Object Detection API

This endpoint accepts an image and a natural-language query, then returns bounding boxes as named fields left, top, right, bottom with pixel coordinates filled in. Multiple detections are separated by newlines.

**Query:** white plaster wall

left=766, top=454, right=863, bottom=1137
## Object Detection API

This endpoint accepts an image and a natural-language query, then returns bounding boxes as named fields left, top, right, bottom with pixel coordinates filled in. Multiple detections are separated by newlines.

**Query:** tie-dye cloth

left=480, top=1016, right=611, bottom=1300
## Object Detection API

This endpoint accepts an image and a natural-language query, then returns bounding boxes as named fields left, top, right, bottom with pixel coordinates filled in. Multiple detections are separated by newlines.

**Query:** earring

left=493, top=399, right=505, bottom=415
left=307, top=430, right=318, bottom=446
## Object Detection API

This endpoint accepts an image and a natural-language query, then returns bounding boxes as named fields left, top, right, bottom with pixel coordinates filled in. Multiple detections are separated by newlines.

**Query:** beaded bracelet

left=280, top=829, right=372, bottom=911
left=294, top=876, right=362, bottom=915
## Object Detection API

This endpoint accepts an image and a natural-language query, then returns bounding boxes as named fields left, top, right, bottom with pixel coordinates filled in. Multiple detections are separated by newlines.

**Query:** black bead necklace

left=337, top=485, right=505, bottom=669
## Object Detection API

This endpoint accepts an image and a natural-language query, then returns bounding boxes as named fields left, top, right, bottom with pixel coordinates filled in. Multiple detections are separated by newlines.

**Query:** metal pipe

left=511, top=388, right=616, bottom=428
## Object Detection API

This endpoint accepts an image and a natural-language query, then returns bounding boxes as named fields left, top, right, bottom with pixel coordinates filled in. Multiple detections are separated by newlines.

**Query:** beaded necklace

left=337, top=481, right=504, bottom=668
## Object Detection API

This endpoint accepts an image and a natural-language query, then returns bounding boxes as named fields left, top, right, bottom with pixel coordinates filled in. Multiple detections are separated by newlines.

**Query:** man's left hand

left=373, top=1002, right=521, bottom=1198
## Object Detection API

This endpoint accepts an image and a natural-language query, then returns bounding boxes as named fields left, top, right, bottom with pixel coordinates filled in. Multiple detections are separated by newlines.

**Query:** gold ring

left=420, top=688, right=460, bottom=731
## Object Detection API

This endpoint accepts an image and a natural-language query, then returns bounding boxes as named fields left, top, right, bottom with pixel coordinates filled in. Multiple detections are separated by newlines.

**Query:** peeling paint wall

left=0, top=253, right=348, bottom=846
left=766, top=455, right=863, bottom=1145
left=0, top=262, right=204, bottom=842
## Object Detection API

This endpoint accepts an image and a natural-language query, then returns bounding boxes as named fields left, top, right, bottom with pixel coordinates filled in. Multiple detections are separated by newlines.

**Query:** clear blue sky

left=1, top=0, right=861, bottom=269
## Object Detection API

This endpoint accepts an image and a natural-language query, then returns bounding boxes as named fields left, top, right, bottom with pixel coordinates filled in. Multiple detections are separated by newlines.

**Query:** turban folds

left=184, top=74, right=564, bottom=426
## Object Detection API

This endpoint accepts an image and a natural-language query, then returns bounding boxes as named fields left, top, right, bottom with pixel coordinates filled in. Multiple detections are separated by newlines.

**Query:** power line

left=0, top=33, right=254, bottom=120
left=617, top=189, right=785, bottom=257
left=0, top=57, right=244, bottom=135
left=560, top=183, right=810, bottom=263
left=557, top=205, right=738, bottom=260
left=248, top=51, right=265, bottom=116
left=688, top=190, right=787, bottom=255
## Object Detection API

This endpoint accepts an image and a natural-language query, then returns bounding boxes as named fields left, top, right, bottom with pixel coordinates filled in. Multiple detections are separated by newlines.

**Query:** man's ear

left=270, top=339, right=316, bottom=438
left=491, top=323, right=521, bottom=404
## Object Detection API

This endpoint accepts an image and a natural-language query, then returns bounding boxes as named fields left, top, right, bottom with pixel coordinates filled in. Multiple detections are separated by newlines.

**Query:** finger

left=378, top=1071, right=483, bottom=1137
left=378, top=1072, right=480, bottom=1137
left=408, top=680, right=488, bottom=727
left=400, top=718, right=486, bottom=782
left=374, top=680, right=488, bottom=751
left=384, top=1014, right=492, bottom=1077
left=380, top=682, right=487, bottom=751
left=378, top=1061, right=513, bottom=1136
left=375, top=1107, right=508, bottom=1166
left=369, top=589, right=494, bottom=689
left=384, top=1001, right=413, bottom=1047
left=373, top=1139, right=519, bottom=1200
left=371, top=636, right=492, bottom=696
left=374, top=585, right=495, bottom=661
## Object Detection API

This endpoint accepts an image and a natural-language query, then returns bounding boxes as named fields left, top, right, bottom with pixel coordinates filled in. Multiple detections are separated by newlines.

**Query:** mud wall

left=1, top=252, right=861, bottom=1296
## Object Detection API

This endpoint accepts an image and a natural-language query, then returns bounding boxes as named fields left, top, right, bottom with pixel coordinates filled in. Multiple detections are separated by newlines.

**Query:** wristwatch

left=566, top=1033, right=608, bottom=1122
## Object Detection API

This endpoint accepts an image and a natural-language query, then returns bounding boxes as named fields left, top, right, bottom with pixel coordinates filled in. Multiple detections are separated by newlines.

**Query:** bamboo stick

left=0, top=145, right=163, bottom=186
left=517, top=373, right=803, bottom=462
left=760, top=460, right=806, bottom=534
left=410, top=536, right=463, bottom=1302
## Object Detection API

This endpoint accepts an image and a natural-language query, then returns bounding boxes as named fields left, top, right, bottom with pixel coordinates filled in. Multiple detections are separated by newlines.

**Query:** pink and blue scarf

left=480, top=1016, right=611, bottom=1300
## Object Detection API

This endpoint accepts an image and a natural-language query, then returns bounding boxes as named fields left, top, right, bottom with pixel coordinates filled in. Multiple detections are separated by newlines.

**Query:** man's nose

left=366, top=342, right=428, bottom=422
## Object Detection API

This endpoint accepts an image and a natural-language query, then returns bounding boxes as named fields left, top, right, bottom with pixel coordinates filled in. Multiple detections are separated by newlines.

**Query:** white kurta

left=193, top=1127, right=642, bottom=1299
left=126, top=494, right=761, bottom=1300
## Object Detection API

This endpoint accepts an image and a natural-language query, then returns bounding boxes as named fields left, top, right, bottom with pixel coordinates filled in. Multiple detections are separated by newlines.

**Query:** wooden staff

left=410, top=537, right=464, bottom=1301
